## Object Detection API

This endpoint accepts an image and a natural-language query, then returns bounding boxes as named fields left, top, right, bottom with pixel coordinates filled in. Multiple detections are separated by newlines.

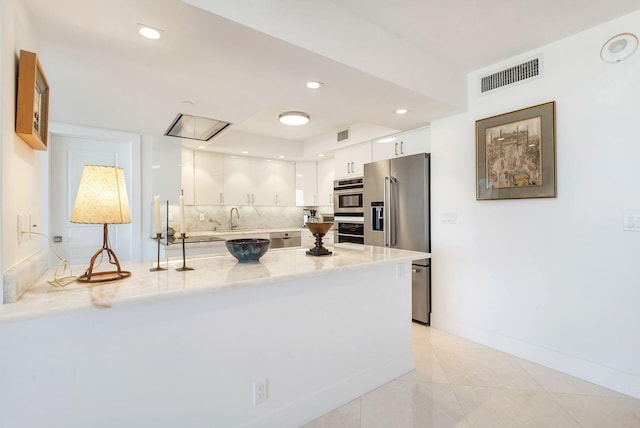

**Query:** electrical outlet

left=199, top=213, right=205, bottom=221
left=253, top=379, right=267, bottom=404
left=441, top=212, right=458, bottom=224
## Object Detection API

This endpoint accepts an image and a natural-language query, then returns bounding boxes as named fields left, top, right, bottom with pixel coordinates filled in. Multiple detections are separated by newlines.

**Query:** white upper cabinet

left=334, top=141, right=371, bottom=179
left=223, top=156, right=295, bottom=206
left=257, top=159, right=295, bottom=206
left=371, top=126, right=431, bottom=162
left=181, top=147, right=195, bottom=205
left=295, top=162, right=317, bottom=206
left=194, top=151, right=224, bottom=205
left=317, top=158, right=335, bottom=207
left=223, top=156, right=258, bottom=206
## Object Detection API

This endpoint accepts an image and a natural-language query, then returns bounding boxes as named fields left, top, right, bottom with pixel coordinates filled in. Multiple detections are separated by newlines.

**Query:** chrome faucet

left=229, top=207, right=239, bottom=230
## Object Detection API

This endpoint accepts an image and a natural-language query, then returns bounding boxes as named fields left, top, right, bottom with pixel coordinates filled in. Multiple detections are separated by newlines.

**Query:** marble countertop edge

left=0, top=245, right=430, bottom=324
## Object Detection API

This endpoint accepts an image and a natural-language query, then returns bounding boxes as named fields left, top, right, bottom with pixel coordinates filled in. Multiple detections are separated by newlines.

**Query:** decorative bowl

left=306, top=222, right=334, bottom=235
left=225, top=238, right=270, bottom=263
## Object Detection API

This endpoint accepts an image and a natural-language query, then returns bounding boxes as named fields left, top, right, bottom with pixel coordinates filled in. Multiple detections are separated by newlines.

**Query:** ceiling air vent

left=337, top=128, right=349, bottom=143
left=480, top=57, right=542, bottom=94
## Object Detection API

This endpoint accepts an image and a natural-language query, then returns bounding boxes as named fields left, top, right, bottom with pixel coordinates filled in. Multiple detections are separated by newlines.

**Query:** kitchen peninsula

left=0, top=244, right=429, bottom=428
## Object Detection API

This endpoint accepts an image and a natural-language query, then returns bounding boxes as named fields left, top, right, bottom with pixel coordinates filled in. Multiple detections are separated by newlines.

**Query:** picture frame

left=476, top=101, right=556, bottom=200
left=16, top=50, right=50, bottom=151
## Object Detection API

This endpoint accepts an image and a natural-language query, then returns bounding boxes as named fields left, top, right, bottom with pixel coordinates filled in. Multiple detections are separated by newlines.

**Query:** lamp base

left=76, top=224, right=131, bottom=284
left=77, top=270, right=131, bottom=283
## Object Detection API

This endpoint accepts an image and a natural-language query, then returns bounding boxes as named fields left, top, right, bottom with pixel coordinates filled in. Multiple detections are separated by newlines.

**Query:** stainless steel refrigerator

left=364, top=153, right=431, bottom=324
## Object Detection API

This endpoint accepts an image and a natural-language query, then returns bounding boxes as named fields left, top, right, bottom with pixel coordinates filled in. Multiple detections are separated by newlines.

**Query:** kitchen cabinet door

left=181, top=147, right=195, bottom=205
left=371, top=127, right=431, bottom=161
left=223, top=156, right=256, bottom=206
left=193, top=151, right=225, bottom=205
left=333, top=147, right=352, bottom=179
left=334, top=141, right=371, bottom=179
left=317, top=158, right=335, bottom=206
left=256, top=159, right=295, bottom=206
left=295, top=162, right=317, bottom=206
left=350, top=141, right=372, bottom=177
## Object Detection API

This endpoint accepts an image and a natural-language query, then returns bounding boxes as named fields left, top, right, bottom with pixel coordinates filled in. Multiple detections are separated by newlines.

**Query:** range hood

left=164, top=113, right=231, bottom=141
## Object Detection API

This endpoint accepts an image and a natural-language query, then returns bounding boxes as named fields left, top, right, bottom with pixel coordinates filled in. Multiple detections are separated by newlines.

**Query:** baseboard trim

left=431, top=312, right=640, bottom=399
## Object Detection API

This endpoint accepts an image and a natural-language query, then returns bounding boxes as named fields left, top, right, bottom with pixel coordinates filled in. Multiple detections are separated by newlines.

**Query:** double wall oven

left=333, top=177, right=364, bottom=244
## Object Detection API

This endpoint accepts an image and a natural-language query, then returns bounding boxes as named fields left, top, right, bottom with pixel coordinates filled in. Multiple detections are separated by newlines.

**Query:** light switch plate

left=623, top=214, right=640, bottom=231
left=441, top=213, right=458, bottom=224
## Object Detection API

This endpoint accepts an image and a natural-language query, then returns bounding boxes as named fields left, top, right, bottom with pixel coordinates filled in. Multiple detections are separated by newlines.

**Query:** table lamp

left=71, top=165, right=132, bottom=283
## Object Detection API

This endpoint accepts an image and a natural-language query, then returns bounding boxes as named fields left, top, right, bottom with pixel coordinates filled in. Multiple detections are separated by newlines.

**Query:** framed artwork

left=476, top=101, right=556, bottom=200
left=16, top=50, right=50, bottom=151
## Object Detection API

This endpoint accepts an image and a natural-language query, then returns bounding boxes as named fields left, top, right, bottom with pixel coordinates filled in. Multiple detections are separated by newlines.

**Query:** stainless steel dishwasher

left=269, top=231, right=301, bottom=248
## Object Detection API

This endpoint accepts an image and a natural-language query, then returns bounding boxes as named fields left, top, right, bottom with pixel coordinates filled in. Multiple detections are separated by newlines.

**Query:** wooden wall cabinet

left=16, top=50, right=49, bottom=150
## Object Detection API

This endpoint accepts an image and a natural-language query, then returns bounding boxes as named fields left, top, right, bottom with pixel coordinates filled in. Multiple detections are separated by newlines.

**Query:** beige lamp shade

left=71, top=165, right=131, bottom=224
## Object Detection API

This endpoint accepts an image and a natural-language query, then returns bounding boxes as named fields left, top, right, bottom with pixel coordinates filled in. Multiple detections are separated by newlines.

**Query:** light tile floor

left=303, top=324, right=640, bottom=427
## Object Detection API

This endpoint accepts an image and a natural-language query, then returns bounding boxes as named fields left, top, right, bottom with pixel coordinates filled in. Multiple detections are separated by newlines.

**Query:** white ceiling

left=21, top=0, right=640, bottom=153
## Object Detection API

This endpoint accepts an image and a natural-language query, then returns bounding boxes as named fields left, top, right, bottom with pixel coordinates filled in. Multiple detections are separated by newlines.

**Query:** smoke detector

left=600, top=33, right=638, bottom=63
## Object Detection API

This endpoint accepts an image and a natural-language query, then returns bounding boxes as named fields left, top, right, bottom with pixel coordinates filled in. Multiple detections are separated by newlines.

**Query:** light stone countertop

left=0, top=244, right=429, bottom=323
left=162, top=227, right=312, bottom=246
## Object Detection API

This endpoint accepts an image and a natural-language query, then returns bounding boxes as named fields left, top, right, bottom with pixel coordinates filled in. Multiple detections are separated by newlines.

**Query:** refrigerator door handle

left=389, top=176, right=398, bottom=246
left=383, top=176, right=389, bottom=246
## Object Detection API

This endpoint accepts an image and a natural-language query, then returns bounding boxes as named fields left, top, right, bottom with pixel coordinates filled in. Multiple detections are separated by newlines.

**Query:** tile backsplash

left=166, top=205, right=305, bottom=234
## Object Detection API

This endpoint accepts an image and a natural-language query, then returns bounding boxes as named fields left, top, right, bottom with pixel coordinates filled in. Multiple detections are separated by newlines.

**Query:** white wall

left=1, top=0, right=47, bottom=276
left=430, top=11, right=640, bottom=398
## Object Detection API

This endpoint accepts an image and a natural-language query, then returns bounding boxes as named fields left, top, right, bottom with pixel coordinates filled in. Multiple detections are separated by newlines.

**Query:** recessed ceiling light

left=306, top=81, right=324, bottom=89
left=395, top=108, right=409, bottom=115
left=317, top=153, right=325, bottom=157
left=278, top=155, right=285, bottom=159
left=266, top=159, right=272, bottom=162
left=137, top=23, right=162, bottom=40
left=279, top=111, right=310, bottom=126
left=241, top=150, right=249, bottom=154
left=198, top=145, right=206, bottom=149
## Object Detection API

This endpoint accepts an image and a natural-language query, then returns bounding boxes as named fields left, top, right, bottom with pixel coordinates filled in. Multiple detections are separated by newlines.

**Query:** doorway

left=48, top=124, right=141, bottom=266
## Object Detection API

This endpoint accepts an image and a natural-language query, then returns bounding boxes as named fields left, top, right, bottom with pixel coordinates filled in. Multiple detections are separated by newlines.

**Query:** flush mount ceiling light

left=137, top=23, right=162, bottom=40
left=395, top=108, right=409, bottom=115
left=278, top=111, right=310, bottom=126
left=165, top=113, right=231, bottom=141
left=306, top=81, right=324, bottom=89
left=600, top=33, right=638, bottom=63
